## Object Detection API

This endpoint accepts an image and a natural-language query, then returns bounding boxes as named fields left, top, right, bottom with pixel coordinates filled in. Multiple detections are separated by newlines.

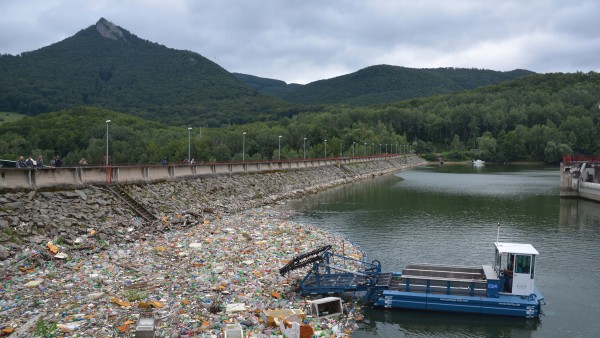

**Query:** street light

left=324, top=139, right=327, bottom=158
left=352, top=142, right=355, bottom=157
left=364, top=142, right=367, bottom=156
left=278, top=135, right=282, bottom=160
left=242, top=132, right=246, bottom=161
left=105, top=120, right=111, bottom=166
left=303, top=137, right=307, bottom=159
left=379, top=143, right=382, bottom=155
left=385, top=143, right=388, bottom=154
left=372, top=143, right=374, bottom=156
left=187, top=127, right=192, bottom=163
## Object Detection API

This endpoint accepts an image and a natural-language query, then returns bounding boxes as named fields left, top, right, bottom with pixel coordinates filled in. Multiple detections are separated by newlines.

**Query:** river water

left=288, top=164, right=600, bottom=338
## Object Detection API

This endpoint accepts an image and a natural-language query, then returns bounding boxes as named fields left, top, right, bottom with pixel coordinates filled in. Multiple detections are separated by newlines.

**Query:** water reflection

left=355, top=308, right=539, bottom=338
left=559, top=198, right=600, bottom=227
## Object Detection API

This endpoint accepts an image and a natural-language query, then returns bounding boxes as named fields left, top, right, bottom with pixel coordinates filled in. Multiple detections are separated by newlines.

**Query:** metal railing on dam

left=0, top=155, right=403, bottom=191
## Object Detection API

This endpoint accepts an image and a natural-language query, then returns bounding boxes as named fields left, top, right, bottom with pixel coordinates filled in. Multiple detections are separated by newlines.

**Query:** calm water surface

left=288, top=164, right=600, bottom=338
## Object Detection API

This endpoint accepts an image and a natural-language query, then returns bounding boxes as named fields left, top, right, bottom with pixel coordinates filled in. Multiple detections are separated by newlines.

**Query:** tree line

left=1, top=72, right=599, bottom=166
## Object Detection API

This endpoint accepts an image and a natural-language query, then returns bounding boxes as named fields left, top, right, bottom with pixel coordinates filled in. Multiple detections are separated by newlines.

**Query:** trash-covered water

left=0, top=206, right=364, bottom=337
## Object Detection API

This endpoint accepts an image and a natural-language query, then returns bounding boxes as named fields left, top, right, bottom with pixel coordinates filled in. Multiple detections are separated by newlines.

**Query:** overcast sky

left=1, top=0, right=599, bottom=84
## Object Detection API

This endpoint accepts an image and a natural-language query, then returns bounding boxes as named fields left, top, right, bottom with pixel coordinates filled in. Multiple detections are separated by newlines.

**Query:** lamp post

left=187, top=127, right=192, bottom=163
left=385, top=143, right=388, bottom=154
left=372, top=143, right=374, bottom=156
left=105, top=120, right=111, bottom=166
left=324, top=139, right=327, bottom=158
left=242, top=132, right=246, bottom=161
left=303, top=137, right=307, bottom=159
left=352, top=142, right=355, bottom=157
left=379, top=143, right=382, bottom=155
left=278, top=135, right=282, bottom=160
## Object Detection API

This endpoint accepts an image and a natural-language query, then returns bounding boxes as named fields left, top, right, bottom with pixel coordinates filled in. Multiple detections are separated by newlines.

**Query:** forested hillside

left=0, top=18, right=291, bottom=126
left=0, top=18, right=534, bottom=129
left=385, top=71, right=600, bottom=162
left=232, top=73, right=303, bottom=98
left=236, top=65, right=534, bottom=105
left=1, top=19, right=598, bottom=166
left=1, top=72, right=598, bottom=166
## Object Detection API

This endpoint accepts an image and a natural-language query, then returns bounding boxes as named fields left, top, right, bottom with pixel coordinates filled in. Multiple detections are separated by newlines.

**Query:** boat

left=281, top=242, right=544, bottom=318
left=472, top=159, right=485, bottom=167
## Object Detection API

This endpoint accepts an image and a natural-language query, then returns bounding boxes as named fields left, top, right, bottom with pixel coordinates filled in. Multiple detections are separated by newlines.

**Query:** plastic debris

left=0, top=206, right=366, bottom=337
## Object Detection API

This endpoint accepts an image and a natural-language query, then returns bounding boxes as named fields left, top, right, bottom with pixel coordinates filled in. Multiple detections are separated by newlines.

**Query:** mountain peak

left=95, top=18, right=125, bottom=41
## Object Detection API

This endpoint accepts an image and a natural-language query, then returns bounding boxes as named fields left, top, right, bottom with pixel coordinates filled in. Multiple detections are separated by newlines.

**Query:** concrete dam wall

left=1, top=156, right=407, bottom=191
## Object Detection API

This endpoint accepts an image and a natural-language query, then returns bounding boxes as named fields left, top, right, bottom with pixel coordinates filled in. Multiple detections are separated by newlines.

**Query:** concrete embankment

left=0, top=155, right=424, bottom=337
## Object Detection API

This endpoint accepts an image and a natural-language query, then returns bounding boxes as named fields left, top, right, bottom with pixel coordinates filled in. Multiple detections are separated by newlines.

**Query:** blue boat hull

left=374, top=288, right=543, bottom=318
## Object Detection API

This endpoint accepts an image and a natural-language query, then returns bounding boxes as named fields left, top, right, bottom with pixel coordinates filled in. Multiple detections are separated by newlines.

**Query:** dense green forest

left=236, top=66, right=533, bottom=106
left=1, top=72, right=599, bottom=166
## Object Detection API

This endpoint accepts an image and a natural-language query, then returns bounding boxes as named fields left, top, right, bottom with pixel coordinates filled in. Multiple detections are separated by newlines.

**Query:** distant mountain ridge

left=0, top=18, right=534, bottom=127
left=235, top=65, right=535, bottom=105
left=0, top=18, right=290, bottom=126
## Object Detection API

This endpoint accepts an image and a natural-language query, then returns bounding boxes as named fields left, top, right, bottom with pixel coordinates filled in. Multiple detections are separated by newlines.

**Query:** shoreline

left=0, top=156, right=425, bottom=337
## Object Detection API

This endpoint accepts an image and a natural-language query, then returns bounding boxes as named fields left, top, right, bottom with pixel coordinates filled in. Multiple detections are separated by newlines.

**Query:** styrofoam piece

left=223, top=323, right=244, bottom=338
left=308, top=297, right=343, bottom=318
left=135, top=318, right=155, bottom=338
left=280, top=320, right=300, bottom=338
left=225, top=303, right=245, bottom=314
left=263, top=309, right=306, bottom=327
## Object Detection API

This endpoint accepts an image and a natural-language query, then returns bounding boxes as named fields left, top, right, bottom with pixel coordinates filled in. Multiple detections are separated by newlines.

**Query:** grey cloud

left=0, top=0, right=598, bottom=84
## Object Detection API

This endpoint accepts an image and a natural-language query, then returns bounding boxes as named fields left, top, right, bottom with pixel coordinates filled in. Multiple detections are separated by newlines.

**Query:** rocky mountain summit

left=96, top=18, right=125, bottom=41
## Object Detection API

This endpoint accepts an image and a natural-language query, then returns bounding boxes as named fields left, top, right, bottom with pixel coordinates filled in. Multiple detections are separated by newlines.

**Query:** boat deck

left=387, top=264, right=489, bottom=296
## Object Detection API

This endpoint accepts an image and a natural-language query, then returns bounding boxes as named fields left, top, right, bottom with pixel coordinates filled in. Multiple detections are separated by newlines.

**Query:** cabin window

left=515, top=255, right=531, bottom=274
left=531, top=255, right=536, bottom=279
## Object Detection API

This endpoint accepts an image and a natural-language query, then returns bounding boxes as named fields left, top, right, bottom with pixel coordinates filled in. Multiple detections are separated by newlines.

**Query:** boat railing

left=402, top=268, right=483, bottom=280
left=402, top=263, right=485, bottom=280
left=398, top=275, right=487, bottom=296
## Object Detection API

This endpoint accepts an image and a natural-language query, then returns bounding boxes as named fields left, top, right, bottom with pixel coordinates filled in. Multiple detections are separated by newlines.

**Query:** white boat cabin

left=494, top=242, right=538, bottom=296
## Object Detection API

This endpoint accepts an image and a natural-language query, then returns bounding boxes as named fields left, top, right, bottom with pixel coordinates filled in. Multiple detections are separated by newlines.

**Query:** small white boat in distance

left=473, top=159, right=485, bottom=167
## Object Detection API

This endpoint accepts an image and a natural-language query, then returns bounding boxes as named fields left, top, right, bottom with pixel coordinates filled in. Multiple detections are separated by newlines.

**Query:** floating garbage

left=0, top=206, right=365, bottom=337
